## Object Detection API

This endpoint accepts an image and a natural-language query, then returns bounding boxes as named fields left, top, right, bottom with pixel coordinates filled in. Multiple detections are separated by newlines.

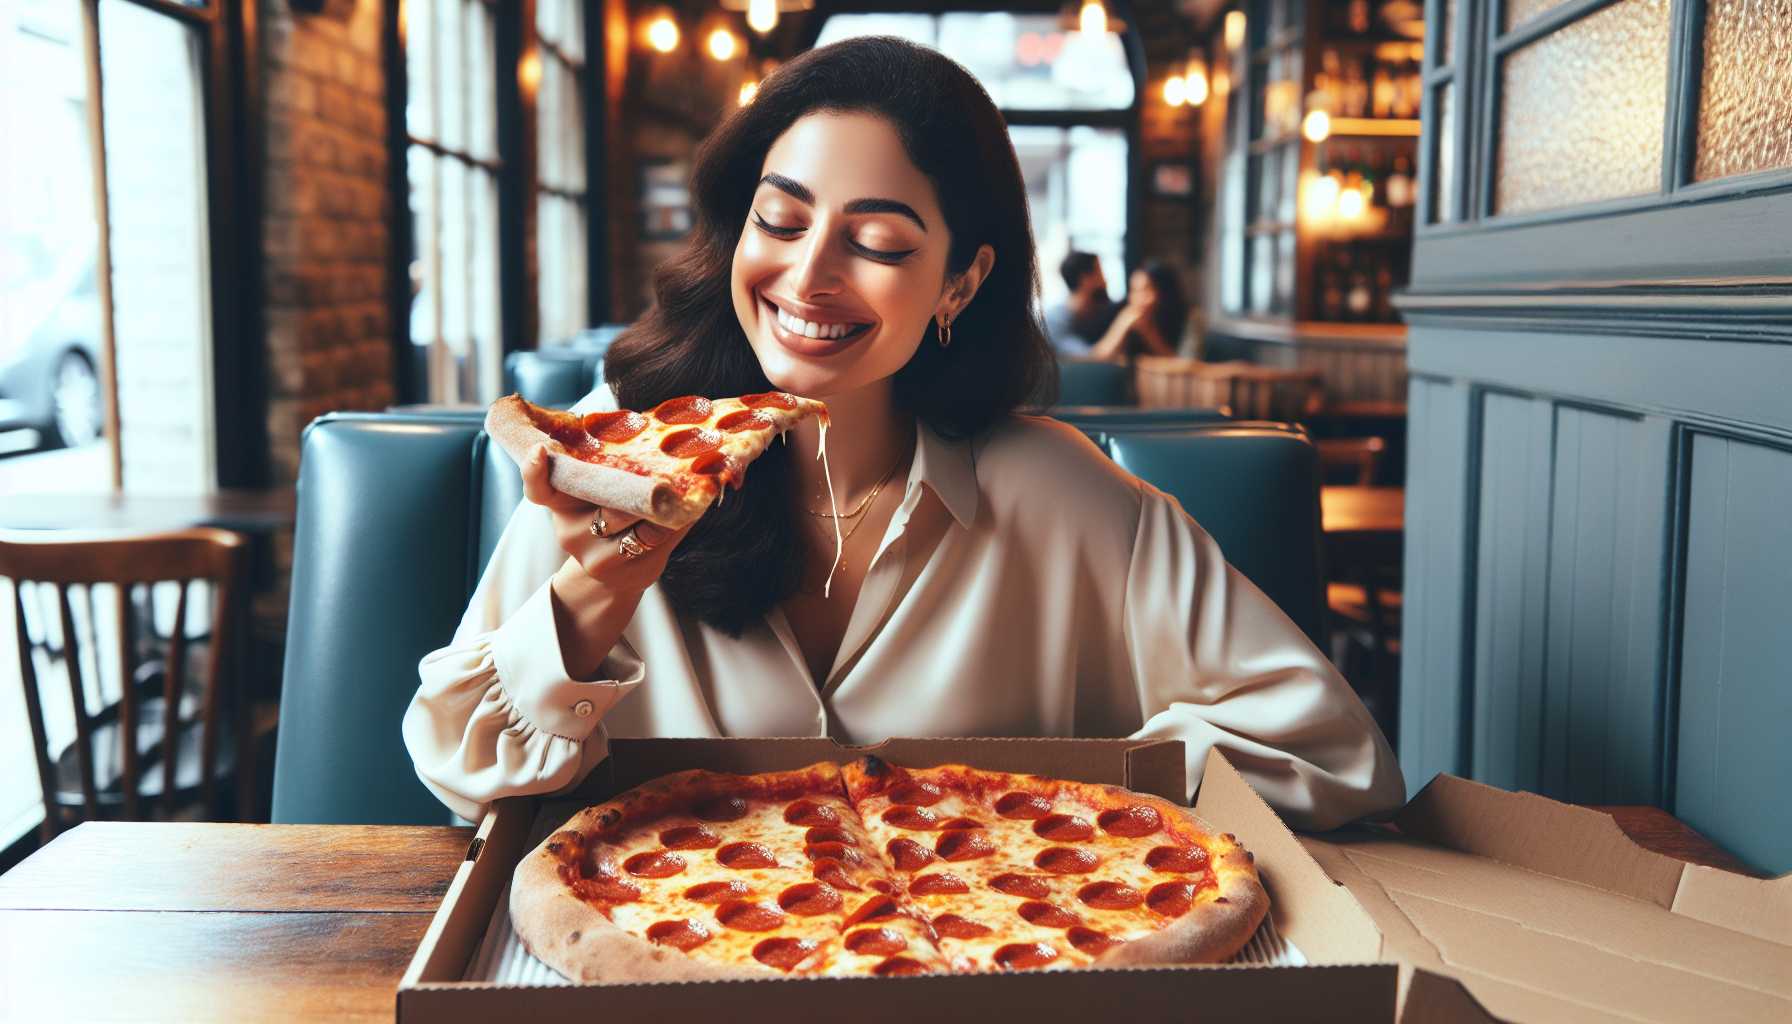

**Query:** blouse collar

left=910, top=418, right=979, bottom=528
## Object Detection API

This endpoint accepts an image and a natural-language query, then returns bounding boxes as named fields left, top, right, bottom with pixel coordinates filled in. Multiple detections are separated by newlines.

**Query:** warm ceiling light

left=1163, top=75, right=1187, bottom=107
left=646, top=14, right=679, bottom=53
left=1079, top=1, right=1107, bottom=35
left=739, top=79, right=759, bottom=105
left=1224, top=9, right=1246, bottom=51
left=1184, top=58, right=1209, bottom=106
left=1302, top=109, right=1331, bottom=142
left=707, top=27, right=739, bottom=61
left=747, top=0, right=777, bottom=34
left=1338, top=185, right=1366, bottom=220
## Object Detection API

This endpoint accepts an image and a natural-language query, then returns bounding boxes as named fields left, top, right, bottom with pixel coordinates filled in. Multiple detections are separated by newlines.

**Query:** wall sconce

left=747, top=0, right=777, bottom=34
left=644, top=12, right=680, bottom=54
left=707, top=27, right=739, bottom=61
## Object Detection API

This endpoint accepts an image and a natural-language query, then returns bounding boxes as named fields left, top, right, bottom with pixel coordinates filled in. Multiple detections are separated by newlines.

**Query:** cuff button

left=573, top=699, right=595, bottom=718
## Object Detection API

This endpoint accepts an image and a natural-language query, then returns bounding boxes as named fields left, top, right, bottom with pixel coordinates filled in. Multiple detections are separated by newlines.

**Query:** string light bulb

left=646, top=14, right=679, bottom=53
left=747, top=0, right=777, bottom=34
left=1079, top=1, right=1107, bottom=35
left=707, top=27, right=738, bottom=61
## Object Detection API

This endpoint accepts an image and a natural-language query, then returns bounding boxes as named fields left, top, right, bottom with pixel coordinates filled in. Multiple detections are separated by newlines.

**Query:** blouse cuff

left=490, top=582, right=645, bottom=739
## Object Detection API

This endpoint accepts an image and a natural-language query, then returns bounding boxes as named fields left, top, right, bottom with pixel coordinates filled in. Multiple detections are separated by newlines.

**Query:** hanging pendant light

left=747, top=0, right=777, bottom=34
left=1079, top=1, right=1108, bottom=35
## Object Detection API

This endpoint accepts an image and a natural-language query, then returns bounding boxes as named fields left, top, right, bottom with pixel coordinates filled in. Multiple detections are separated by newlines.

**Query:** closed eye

left=751, top=211, right=917, bottom=264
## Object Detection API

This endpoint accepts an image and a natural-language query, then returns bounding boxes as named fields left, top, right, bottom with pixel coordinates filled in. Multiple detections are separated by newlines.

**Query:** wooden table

left=1320, top=484, right=1404, bottom=539
left=0, top=487, right=296, bottom=532
left=0, top=813, right=1754, bottom=1020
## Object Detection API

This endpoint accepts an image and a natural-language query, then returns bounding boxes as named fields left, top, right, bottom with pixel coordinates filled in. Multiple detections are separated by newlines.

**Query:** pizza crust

left=484, top=395, right=697, bottom=527
left=1094, top=815, right=1268, bottom=966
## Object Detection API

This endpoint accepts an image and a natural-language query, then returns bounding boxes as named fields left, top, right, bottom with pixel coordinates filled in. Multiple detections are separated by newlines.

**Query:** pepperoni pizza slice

left=510, top=762, right=951, bottom=983
left=840, top=757, right=1268, bottom=972
left=485, top=391, right=829, bottom=529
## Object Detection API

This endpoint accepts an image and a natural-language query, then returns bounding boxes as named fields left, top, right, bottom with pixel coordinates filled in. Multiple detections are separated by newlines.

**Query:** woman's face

left=730, top=111, right=955, bottom=399
left=1129, top=269, right=1157, bottom=306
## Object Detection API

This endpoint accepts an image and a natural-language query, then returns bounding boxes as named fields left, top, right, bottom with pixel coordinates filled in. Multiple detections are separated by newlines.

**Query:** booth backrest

left=273, top=413, right=1321, bottom=823
left=1056, top=359, right=1132, bottom=406
left=1051, top=405, right=1230, bottom=444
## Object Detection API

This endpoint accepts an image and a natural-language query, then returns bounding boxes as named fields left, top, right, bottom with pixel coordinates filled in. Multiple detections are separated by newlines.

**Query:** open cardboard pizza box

left=396, top=738, right=1791, bottom=1022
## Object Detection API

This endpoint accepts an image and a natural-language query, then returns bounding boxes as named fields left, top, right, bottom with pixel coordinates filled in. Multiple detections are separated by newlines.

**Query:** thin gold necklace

left=806, top=455, right=904, bottom=520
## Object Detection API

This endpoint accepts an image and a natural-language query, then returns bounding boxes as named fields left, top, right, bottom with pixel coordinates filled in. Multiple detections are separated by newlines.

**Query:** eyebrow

left=758, top=173, right=928, bottom=231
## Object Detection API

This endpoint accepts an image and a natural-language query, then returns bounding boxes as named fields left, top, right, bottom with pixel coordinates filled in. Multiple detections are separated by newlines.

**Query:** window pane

left=438, top=156, right=468, bottom=386
left=99, top=0, right=214, bottom=493
left=404, top=0, right=434, bottom=140
left=407, top=144, right=438, bottom=374
left=1430, top=82, right=1455, bottom=223
left=437, top=0, right=465, bottom=152
left=1439, top=0, right=1454, bottom=64
left=562, top=62, right=585, bottom=191
left=468, top=0, right=496, bottom=161
left=1505, top=0, right=1576, bottom=33
left=1012, top=125, right=1127, bottom=310
left=1494, top=0, right=1669, bottom=216
left=1693, top=0, right=1792, bottom=182
left=814, top=14, right=935, bottom=49
left=471, top=168, right=500, bottom=401
left=538, top=52, right=560, bottom=186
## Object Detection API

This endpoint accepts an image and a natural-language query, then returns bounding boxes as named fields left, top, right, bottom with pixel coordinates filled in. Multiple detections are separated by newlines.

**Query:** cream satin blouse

left=403, top=399, right=1404, bottom=827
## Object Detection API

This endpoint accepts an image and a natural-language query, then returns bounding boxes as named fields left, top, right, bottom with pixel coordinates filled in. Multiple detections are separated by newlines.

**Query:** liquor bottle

left=1386, top=153, right=1415, bottom=209
left=1319, top=251, right=1346, bottom=321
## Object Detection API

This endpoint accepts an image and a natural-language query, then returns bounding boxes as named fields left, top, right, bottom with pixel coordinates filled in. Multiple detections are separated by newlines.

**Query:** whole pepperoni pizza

left=509, top=757, right=1268, bottom=982
left=484, top=391, right=830, bottom=530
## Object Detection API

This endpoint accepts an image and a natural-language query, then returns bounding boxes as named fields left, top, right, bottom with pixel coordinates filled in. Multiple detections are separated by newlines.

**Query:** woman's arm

left=1121, top=486, right=1405, bottom=829
left=1086, top=304, right=1142, bottom=361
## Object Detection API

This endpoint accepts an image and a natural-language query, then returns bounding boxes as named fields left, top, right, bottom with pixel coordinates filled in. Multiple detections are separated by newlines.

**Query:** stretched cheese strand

left=816, top=416, right=844, bottom=598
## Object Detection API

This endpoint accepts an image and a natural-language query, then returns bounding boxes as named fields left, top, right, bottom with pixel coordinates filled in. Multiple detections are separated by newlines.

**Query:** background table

left=0, top=813, right=1755, bottom=1020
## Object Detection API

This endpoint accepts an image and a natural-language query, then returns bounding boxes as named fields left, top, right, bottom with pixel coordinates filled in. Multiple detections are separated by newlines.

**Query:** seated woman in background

left=1085, top=260, right=1188, bottom=362
left=402, top=36, right=1401, bottom=828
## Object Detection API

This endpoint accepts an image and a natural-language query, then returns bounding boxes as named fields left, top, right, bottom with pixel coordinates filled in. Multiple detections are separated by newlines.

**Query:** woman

left=403, top=37, right=1401, bottom=828
left=1087, top=261, right=1186, bottom=362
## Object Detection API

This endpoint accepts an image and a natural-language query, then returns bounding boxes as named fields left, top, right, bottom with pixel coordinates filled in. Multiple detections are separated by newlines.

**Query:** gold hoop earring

left=937, top=316, right=952, bottom=348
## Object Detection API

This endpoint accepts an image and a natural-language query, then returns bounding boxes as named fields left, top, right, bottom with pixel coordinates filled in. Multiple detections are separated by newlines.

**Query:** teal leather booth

left=1055, top=359, right=1132, bottom=406
left=272, top=413, right=1322, bottom=824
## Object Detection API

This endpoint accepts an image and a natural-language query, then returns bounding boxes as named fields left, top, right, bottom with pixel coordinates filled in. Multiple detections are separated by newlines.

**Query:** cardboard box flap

left=1672, top=864, right=1792, bottom=945
left=1394, top=773, right=1684, bottom=907
left=1399, top=968, right=1505, bottom=1024
left=1194, top=748, right=1383, bottom=965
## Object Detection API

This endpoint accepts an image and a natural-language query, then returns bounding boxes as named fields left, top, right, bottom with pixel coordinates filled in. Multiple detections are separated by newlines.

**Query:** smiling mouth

left=762, top=296, right=873, bottom=342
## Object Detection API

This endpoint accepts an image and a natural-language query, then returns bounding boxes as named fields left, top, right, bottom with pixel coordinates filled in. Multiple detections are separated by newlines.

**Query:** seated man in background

left=1042, top=250, right=1119, bottom=357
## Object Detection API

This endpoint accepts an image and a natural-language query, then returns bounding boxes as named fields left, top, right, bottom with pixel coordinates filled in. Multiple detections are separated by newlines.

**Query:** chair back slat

left=115, top=584, right=140, bottom=820
left=55, top=585, right=100, bottom=819
left=13, top=584, right=59, bottom=843
left=163, top=581, right=189, bottom=819
left=0, top=527, right=250, bottom=834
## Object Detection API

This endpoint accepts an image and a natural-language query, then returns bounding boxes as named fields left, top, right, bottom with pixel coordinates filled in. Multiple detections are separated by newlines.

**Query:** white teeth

left=772, top=301, right=862, bottom=342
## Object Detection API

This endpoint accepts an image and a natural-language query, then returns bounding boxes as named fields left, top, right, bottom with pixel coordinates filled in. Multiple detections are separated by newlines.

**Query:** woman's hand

left=522, top=445, right=692, bottom=678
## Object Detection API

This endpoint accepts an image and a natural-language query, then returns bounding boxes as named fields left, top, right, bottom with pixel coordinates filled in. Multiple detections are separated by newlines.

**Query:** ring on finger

left=589, top=511, right=609, bottom=538
left=617, top=528, right=650, bottom=559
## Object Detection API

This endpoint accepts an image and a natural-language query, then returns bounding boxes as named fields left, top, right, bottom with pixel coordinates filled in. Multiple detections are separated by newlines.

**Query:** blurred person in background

left=1087, top=260, right=1185, bottom=362
left=1041, top=250, right=1118, bottom=357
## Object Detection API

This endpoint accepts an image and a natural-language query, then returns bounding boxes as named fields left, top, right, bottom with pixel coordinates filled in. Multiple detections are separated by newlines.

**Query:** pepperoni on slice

left=783, top=800, right=840, bottom=827
left=1033, top=814, right=1095, bottom=843
left=882, top=806, right=939, bottom=831
left=935, top=830, right=997, bottom=862
left=1018, top=901, right=1082, bottom=930
left=683, top=880, right=750, bottom=903
left=777, top=882, right=844, bottom=916
left=659, top=825, right=720, bottom=850
left=932, top=914, right=993, bottom=939
left=1077, top=881, right=1144, bottom=911
left=889, top=782, right=943, bottom=806
left=717, top=842, right=778, bottom=869
left=873, top=956, right=931, bottom=977
left=845, top=894, right=901, bottom=927
left=1066, top=926, right=1120, bottom=956
left=845, top=927, right=908, bottom=957
left=716, top=899, right=786, bottom=932
left=805, top=842, right=863, bottom=866
left=993, top=942, right=1060, bottom=971
left=570, top=874, right=641, bottom=905
left=689, top=450, right=729, bottom=476
left=989, top=873, right=1053, bottom=899
left=804, top=827, right=854, bottom=846
left=547, top=424, right=595, bottom=454
left=1146, top=881, right=1198, bottom=918
left=936, top=817, right=984, bottom=831
left=581, top=410, right=648, bottom=443
left=652, top=395, right=713, bottom=424
left=1035, top=846, right=1100, bottom=874
left=741, top=391, right=798, bottom=410
left=868, top=878, right=899, bottom=896
left=811, top=860, right=862, bottom=892
left=995, top=792, right=1053, bottom=820
left=646, top=919, right=712, bottom=951
left=1097, top=805, right=1164, bottom=838
left=623, top=851, right=686, bottom=878
left=1145, top=845, right=1210, bottom=874
left=716, top=409, right=775, bottom=433
left=660, top=427, right=722, bottom=458
left=907, top=872, right=970, bottom=897
left=886, top=837, right=935, bottom=871
left=752, top=936, right=818, bottom=972
left=691, top=796, right=749, bottom=822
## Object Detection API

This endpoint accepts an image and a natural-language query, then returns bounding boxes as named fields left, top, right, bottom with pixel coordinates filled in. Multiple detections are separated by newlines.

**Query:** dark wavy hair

left=1137, top=260, right=1188, bottom=352
left=602, top=35, right=1056, bottom=634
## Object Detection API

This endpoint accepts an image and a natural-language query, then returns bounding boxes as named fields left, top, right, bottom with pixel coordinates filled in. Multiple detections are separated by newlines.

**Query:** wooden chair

left=1134, top=358, right=1324, bottom=422
left=0, top=528, right=251, bottom=841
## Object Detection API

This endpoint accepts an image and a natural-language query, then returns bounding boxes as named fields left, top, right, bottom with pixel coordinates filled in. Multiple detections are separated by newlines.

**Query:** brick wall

left=261, top=0, right=393, bottom=485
